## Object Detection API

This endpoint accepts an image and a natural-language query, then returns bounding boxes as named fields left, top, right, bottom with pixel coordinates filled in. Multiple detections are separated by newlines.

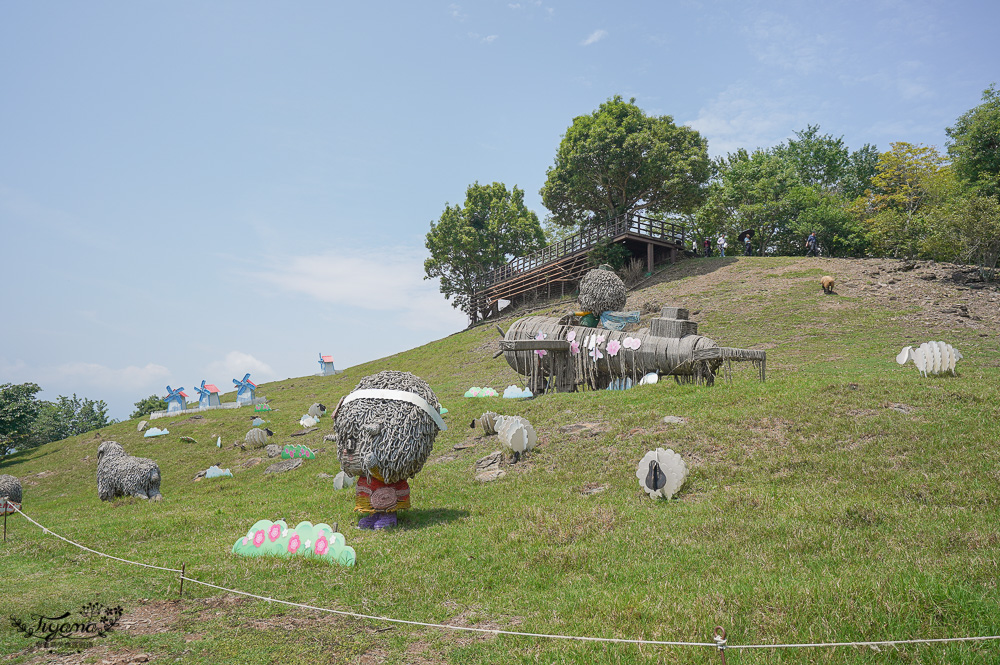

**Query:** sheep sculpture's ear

left=896, top=346, right=914, bottom=365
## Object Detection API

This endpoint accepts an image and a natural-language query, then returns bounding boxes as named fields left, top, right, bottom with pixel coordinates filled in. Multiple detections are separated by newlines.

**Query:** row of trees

left=426, top=87, right=1000, bottom=320
left=0, top=383, right=116, bottom=456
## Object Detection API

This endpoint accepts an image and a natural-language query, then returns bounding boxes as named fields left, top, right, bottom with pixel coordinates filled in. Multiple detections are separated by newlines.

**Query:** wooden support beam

left=647, top=242, right=654, bottom=274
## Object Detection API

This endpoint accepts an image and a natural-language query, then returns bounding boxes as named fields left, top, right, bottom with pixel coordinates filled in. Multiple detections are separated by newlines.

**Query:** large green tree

left=540, top=96, right=710, bottom=228
left=425, top=182, right=545, bottom=322
left=850, top=142, right=954, bottom=258
left=29, top=394, right=113, bottom=446
left=946, top=84, right=1000, bottom=198
left=0, top=382, right=41, bottom=456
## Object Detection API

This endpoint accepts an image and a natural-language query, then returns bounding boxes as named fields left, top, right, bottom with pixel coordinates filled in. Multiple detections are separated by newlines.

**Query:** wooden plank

left=500, top=340, right=571, bottom=352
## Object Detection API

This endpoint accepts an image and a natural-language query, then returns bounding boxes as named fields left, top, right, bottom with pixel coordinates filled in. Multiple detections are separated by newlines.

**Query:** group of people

left=694, top=235, right=751, bottom=258
left=692, top=232, right=821, bottom=257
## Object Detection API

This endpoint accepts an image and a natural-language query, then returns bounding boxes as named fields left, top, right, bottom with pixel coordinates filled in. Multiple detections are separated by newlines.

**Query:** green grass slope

left=2, top=256, right=999, bottom=664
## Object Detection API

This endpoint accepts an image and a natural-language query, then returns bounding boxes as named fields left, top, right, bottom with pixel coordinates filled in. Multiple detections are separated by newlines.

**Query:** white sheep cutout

left=494, top=415, right=537, bottom=460
left=896, top=341, right=963, bottom=377
left=636, top=448, right=687, bottom=500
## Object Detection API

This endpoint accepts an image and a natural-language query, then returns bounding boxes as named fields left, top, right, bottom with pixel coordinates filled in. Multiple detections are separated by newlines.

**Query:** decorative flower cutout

left=622, top=336, right=642, bottom=350
left=606, top=339, right=622, bottom=357
left=287, top=534, right=301, bottom=554
left=314, top=535, right=329, bottom=556
left=253, top=530, right=266, bottom=547
left=534, top=332, right=547, bottom=357
left=268, top=524, right=282, bottom=542
left=570, top=340, right=580, bottom=355
left=566, top=330, right=576, bottom=342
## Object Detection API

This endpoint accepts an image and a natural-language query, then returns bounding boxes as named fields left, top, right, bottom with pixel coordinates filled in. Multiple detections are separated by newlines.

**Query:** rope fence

left=4, top=503, right=999, bottom=660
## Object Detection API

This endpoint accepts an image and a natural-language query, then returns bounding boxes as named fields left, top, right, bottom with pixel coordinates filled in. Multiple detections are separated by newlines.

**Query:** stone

left=581, top=483, right=609, bottom=496
left=264, top=459, right=303, bottom=474
left=475, top=451, right=503, bottom=472
left=137, top=420, right=148, bottom=432
left=317, top=472, right=334, bottom=479
left=453, top=443, right=475, bottom=450
left=662, top=416, right=687, bottom=425
left=179, top=436, right=196, bottom=443
left=475, top=469, right=506, bottom=483
left=559, top=422, right=604, bottom=436
left=241, top=457, right=262, bottom=468
left=265, top=444, right=282, bottom=458
left=290, top=427, right=318, bottom=437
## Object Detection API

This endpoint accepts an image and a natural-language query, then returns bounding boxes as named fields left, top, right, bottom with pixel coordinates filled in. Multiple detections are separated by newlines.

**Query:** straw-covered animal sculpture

left=96, top=441, right=163, bottom=501
left=0, top=474, right=22, bottom=512
left=821, top=275, right=835, bottom=294
left=577, top=267, right=627, bottom=317
left=896, top=341, right=962, bottom=377
left=334, top=370, right=446, bottom=530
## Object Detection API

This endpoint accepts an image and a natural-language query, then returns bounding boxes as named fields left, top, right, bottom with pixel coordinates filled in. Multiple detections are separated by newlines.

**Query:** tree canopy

left=540, top=96, right=710, bottom=228
left=0, top=382, right=42, bottom=456
left=946, top=84, right=1000, bottom=198
left=130, top=394, right=168, bottom=420
left=425, top=182, right=545, bottom=322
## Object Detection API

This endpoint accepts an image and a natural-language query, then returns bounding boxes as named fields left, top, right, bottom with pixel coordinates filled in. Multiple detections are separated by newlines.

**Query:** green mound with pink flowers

left=281, top=444, right=315, bottom=459
left=232, top=519, right=356, bottom=566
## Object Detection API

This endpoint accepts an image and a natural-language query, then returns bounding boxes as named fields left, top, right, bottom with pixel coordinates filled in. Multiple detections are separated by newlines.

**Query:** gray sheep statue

left=334, top=370, right=445, bottom=530
left=0, top=474, right=22, bottom=512
left=97, top=441, right=163, bottom=501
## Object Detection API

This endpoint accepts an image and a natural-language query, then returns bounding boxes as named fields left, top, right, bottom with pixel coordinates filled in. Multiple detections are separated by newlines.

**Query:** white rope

left=729, top=635, right=1000, bottom=650
left=10, top=504, right=182, bottom=573
left=8, top=505, right=1000, bottom=652
left=179, top=576, right=715, bottom=647
left=340, top=389, right=447, bottom=431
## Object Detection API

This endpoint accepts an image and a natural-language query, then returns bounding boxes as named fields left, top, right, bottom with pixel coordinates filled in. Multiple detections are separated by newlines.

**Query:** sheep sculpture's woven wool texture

left=245, top=428, right=268, bottom=448
left=97, top=441, right=163, bottom=501
left=0, top=474, right=23, bottom=503
left=578, top=268, right=627, bottom=314
left=335, top=370, right=441, bottom=485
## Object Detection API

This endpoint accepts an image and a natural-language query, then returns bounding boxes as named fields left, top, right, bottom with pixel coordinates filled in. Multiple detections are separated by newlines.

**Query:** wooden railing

left=480, top=213, right=685, bottom=289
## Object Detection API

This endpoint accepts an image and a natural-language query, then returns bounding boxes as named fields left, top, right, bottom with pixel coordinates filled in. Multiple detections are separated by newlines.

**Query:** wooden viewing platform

left=472, top=212, right=685, bottom=318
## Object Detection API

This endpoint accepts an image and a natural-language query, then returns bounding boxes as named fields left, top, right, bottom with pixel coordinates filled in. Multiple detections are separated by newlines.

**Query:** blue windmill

left=193, top=380, right=222, bottom=409
left=164, top=385, right=187, bottom=413
left=233, top=373, right=257, bottom=405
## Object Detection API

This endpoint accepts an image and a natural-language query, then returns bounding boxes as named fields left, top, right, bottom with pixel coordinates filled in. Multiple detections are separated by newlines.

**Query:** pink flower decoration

left=534, top=332, right=547, bottom=357
left=287, top=534, right=301, bottom=554
left=566, top=330, right=576, bottom=342
left=589, top=345, right=604, bottom=361
left=268, top=524, right=282, bottom=542
left=606, top=339, right=622, bottom=357
left=253, top=530, right=266, bottom=547
left=570, top=340, right=580, bottom=355
left=622, top=337, right=642, bottom=350
left=314, top=535, right=329, bottom=556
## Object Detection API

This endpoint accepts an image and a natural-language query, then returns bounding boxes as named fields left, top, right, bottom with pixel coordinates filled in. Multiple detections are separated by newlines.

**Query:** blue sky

left=1, top=1, right=997, bottom=420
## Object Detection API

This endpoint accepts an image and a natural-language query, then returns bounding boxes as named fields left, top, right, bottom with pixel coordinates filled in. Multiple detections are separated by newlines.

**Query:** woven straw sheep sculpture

left=0, top=474, right=22, bottom=512
left=245, top=427, right=268, bottom=448
left=578, top=267, right=627, bottom=316
left=896, top=341, right=963, bottom=377
left=97, top=441, right=163, bottom=501
left=334, top=370, right=445, bottom=530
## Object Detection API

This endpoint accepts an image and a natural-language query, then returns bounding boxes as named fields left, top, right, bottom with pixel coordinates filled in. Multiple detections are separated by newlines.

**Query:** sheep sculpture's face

left=334, top=370, right=440, bottom=485
left=97, top=441, right=124, bottom=463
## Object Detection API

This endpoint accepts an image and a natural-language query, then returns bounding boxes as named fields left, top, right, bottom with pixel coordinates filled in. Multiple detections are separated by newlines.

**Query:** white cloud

left=581, top=29, right=607, bottom=46
left=686, top=84, right=807, bottom=157
left=742, top=13, right=832, bottom=75
left=468, top=32, right=498, bottom=44
left=203, top=351, right=277, bottom=387
left=448, top=3, right=466, bottom=21
left=507, top=3, right=521, bottom=8
left=49, top=362, right=172, bottom=391
left=255, top=248, right=469, bottom=332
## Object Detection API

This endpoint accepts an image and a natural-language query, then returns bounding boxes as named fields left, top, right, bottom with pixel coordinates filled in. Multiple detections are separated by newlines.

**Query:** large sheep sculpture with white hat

left=333, top=370, right=445, bottom=530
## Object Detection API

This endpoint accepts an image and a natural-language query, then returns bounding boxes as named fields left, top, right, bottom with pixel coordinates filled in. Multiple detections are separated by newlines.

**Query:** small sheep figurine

left=97, top=441, right=163, bottom=501
left=334, top=370, right=445, bottom=530
left=0, top=474, right=22, bottom=513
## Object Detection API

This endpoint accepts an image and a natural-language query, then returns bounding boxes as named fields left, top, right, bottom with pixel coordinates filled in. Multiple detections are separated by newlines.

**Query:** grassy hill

left=2, top=256, right=999, bottom=664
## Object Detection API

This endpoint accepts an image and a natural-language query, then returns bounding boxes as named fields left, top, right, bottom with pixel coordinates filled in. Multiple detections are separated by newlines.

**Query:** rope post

left=714, top=626, right=727, bottom=664
left=179, top=563, right=185, bottom=598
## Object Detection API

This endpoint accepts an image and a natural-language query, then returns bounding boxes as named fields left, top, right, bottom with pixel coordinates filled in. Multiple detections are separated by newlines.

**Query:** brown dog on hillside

left=821, top=275, right=835, bottom=294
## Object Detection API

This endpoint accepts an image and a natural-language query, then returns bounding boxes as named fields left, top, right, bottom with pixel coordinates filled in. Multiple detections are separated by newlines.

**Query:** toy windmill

left=164, top=385, right=187, bottom=413
left=193, top=380, right=222, bottom=408
left=233, top=373, right=257, bottom=404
